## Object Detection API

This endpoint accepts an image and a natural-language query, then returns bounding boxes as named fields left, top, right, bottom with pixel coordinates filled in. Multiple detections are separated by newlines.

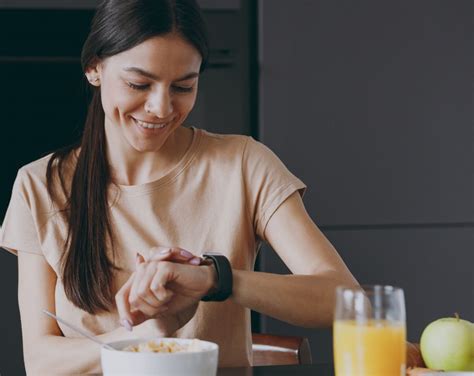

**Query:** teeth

left=134, top=118, right=167, bottom=129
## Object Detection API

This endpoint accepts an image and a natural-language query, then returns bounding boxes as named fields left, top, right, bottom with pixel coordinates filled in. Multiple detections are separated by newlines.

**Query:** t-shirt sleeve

left=0, top=170, right=44, bottom=256
left=242, top=137, right=307, bottom=241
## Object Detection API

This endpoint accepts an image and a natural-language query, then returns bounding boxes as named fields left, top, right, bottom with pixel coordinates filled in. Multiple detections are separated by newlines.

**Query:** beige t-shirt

left=0, top=128, right=306, bottom=367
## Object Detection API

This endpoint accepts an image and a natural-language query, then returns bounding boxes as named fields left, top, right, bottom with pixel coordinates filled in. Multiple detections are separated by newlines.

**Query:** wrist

left=204, top=264, right=218, bottom=296
left=133, top=318, right=171, bottom=337
left=200, top=253, right=233, bottom=302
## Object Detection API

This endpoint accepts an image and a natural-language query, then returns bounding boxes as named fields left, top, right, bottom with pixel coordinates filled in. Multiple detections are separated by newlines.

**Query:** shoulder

left=198, top=128, right=250, bottom=149
left=14, top=151, right=76, bottom=204
left=194, top=129, right=286, bottom=173
left=18, top=153, right=53, bottom=177
left=196, top=128, right=274, bottom=159
left=3, top=155, right=56, bottom=215
left=196, top=128, right=251, bottom=160
left=15, top=154, right=54, bottom=192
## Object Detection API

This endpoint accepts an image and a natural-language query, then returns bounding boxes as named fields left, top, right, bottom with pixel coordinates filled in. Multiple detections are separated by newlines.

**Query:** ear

left=85, top=62, right=102, bottom=87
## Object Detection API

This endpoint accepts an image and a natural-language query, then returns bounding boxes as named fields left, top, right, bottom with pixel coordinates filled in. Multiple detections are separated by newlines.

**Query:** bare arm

left=113, top=193, right=424, bottom=368
left=117, top=192, right=358, bottom=329
left=230, top=191, right=359, bottom=327
left=18, top=251, right=164, bottom=375
left=232, top=193, right=426, bottom=367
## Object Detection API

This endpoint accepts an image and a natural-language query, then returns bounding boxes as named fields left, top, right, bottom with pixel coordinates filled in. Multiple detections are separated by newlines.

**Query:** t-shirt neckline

left=112, top=126, right=202, bottom=196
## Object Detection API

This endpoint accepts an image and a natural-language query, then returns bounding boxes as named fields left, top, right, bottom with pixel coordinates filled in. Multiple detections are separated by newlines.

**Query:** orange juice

left=333, top=319, right=406, bottom=376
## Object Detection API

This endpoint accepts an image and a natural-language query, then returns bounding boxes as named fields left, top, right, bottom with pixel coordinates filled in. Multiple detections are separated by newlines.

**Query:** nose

left=145, top=88, right=173, bottom=119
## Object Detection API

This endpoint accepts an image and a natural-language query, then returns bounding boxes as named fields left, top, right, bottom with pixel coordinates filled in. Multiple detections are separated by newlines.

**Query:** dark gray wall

left=258, top=0, right=474, bottom=363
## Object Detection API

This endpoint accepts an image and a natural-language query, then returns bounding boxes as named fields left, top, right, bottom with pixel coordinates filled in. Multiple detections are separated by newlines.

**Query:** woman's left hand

left=116, top=247, right=216, bottom=331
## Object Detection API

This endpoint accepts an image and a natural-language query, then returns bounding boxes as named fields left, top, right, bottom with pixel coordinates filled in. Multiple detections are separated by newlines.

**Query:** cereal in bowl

left=123, top=339, right=203, bottom=353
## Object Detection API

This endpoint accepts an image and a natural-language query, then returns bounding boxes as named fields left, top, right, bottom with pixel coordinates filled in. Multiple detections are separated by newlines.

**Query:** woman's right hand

left=115, top=247, right=214, bottom=333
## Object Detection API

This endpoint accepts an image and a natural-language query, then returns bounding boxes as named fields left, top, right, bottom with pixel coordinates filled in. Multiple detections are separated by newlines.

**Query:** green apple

left=420, top=314, right=474, bottom=371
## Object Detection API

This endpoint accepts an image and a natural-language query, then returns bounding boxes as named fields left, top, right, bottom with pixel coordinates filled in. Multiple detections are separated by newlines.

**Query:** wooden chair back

left=251, top=333, right=313, bottom=366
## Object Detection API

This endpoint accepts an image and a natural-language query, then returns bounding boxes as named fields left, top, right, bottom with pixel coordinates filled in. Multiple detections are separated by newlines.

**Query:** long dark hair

left=46, top=0, right=209, bottom=314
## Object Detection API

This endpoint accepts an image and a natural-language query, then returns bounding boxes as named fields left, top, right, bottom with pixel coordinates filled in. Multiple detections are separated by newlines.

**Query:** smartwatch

left=201, top=253, right=233, bottom=302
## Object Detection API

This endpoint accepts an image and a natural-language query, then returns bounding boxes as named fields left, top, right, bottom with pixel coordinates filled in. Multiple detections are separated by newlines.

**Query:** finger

left=116, top=271, right=167, bottom=328
left=136, top=252, right=146, bottom=266
left=130, top=270, right=159, bottom=309
left=149, top=247, right=202, bottom=265
left=115, top=273, right=138, bottom=329
left=150, top=280, right=175, bottom=303
left=136, top=262, right=169, bottom=307
left=189, top=257, right=202, bottom=265
left=129, top=263, right=147, bottom=306
left=131, top=296, right=168, bottom=317
left=147, top=246, right=174, bottom=261
left=149, top=262, right=177, bottom=299
left=130, top=262, right=173, bottom=311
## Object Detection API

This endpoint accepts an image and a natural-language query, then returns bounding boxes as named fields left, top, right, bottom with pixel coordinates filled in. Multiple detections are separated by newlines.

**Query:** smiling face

left=87, top=33, right=202, bottom=154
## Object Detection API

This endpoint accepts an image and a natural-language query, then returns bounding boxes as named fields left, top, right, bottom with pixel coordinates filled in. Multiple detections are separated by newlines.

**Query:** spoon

left=42, top=309, right=116, bottom=351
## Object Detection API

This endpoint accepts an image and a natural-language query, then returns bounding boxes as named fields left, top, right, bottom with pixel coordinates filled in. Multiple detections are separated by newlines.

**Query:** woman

left=0, top=0, right=422, bottom=374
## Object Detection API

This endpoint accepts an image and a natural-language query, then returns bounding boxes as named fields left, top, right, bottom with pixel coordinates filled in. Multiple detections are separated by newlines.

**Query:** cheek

left=101, top=82, right=142, bottom=118
left=175, top=94, right=197, bottom=117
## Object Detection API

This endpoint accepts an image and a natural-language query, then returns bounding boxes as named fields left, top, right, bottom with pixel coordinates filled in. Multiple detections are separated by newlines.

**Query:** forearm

left=231, top=269, right=359, bottom=327
left=25, top=328, right=120, bottom=375
left=24, top=320, right=164, bottom=375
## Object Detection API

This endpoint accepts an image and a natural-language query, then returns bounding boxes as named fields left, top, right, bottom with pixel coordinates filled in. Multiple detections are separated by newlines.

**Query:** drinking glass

left=333, top=285, right=406, bottom=376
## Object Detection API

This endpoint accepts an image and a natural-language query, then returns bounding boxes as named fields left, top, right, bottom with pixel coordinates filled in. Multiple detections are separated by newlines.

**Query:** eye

left=127, top=82, right=150, bottom=91
left=172, top=85, right=194, bottom=93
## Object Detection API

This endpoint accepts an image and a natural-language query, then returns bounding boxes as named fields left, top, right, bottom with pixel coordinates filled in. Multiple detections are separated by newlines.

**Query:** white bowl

left=101, top=337, right=219, bottom=376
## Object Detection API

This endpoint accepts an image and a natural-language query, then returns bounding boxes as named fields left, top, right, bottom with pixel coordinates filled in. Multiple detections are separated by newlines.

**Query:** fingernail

left=121, top=319, right=133, bottom=332
left=190, top=257, right=201, bottom=265
left=157, top=292, right=167, bottom=301
left=180, top=250, right=193, bottom=258
left=160, top=248, right=171, bottom=255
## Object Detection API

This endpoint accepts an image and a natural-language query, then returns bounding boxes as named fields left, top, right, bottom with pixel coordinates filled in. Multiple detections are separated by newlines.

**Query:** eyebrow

left=123, top=67, right=199, bottom=81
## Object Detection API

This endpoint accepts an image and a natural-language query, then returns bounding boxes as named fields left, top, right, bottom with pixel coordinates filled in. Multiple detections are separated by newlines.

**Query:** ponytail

left=47, top=89, right=116, bottom=313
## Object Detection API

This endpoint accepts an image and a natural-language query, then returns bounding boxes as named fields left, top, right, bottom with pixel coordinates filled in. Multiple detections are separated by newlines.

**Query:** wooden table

left=218, top=363, right=334, bottom=375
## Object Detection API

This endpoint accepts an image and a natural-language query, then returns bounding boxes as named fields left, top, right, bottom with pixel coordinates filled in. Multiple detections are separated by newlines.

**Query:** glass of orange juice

left=333, top=285, right=406, bottom=376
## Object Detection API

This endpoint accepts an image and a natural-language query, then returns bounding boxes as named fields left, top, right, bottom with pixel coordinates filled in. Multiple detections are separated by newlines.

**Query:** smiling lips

left=132, top=117, right=168, bottom=130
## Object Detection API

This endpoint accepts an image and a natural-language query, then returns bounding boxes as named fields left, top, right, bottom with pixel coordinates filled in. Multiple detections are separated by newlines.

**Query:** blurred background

left=0, top=0, right=473, bottom=373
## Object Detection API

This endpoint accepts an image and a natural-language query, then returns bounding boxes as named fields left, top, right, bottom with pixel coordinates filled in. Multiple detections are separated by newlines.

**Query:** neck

left=104, top=121, right=193, bottom=186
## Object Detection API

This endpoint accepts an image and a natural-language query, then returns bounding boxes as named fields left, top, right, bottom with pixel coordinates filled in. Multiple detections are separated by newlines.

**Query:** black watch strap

left=201, top=253, right=233, bottom=302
